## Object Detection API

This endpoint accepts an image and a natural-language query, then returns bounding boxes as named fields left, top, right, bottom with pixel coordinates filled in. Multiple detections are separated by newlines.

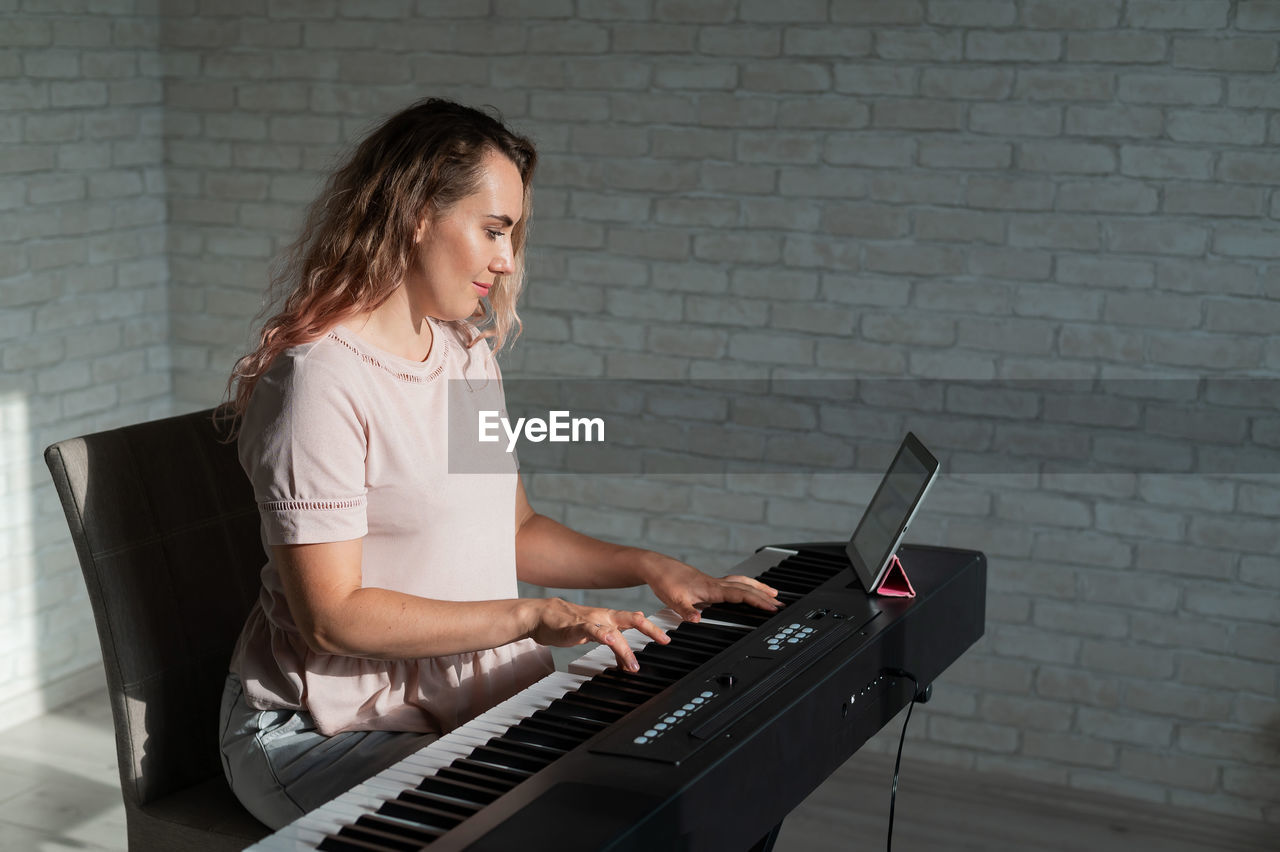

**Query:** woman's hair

left=224, top=97, right=537, bottom=420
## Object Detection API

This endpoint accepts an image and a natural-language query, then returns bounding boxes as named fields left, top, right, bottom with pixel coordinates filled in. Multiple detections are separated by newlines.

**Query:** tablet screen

left=846, top=433, right=938, bottom=593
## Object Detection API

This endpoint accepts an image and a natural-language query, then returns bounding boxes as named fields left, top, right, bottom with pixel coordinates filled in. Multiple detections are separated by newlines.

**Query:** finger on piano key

left=690, top=611, right=756, bottom=631
left=567, top=645, right=616, bottom=676
left=651, top=609, right=684, bottom=630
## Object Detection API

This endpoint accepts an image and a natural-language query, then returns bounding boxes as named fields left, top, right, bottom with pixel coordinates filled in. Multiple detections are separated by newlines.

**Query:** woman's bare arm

left=274, top=538, right=662, bottom=670
left=513, top=479, right=780, bottom=621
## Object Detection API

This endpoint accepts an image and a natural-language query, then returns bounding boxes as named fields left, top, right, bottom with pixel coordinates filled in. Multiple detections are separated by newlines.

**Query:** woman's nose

left=489, top=246, right=513, bottom=275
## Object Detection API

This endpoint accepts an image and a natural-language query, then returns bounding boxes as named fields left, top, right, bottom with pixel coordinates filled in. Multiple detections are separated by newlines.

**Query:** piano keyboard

left=248, top=543, right=988, bottom=851
left=249, top=546, right=852, bottom=851
left=253, top=612, right=693, bottom=851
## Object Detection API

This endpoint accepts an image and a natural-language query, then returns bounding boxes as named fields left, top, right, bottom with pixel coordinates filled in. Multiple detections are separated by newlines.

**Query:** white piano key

left=695, top=614, right=753, bottom=631
left=651, top=609, right=684, bottom=631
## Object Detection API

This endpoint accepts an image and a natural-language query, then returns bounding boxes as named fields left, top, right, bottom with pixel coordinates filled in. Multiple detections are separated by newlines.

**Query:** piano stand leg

left=747, top=820, right=784, bottom=852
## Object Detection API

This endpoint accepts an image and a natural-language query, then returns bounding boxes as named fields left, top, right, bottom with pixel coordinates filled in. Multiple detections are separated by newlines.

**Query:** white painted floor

left=0, top=688, right=1270, bottom=852
left=0, top=690, right=126, bottom=851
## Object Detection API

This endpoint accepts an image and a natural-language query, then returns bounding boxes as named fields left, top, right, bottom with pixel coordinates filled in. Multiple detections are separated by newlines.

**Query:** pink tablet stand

left=873, top=554, right=916, bottom=598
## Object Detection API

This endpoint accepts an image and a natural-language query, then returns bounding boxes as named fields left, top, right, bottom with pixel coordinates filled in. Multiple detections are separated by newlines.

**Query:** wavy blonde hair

left=224, top=98, right=536, bottom=423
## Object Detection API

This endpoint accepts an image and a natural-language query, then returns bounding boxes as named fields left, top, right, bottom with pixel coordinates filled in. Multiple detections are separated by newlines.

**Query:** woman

left=218, top=98, right=779, bottom=830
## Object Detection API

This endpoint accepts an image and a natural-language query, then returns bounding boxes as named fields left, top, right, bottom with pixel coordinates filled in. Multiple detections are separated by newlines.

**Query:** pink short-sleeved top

left=231, top=318, right=553, bottom=737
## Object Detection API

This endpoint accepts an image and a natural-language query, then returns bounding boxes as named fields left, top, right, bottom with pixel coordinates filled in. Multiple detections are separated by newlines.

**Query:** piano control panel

left=591, top=600, right=879, bottom=765
left=630, top=689, right=719, bottom=747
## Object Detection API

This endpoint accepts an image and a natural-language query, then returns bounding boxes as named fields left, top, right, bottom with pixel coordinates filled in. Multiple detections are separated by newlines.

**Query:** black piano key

left=547, top=695, right=626, bottom=724
left=632, top=656, right=695, bottom=679
left=453, top=752, right=532, bottom=777
left=754, top=576, right=815, bottom=595
left=592, top=666, right=670, bottom=690
left=665, top=630, right=731, bottom=654
left=780, top=554, right=846, bottom=575
left=573, top=680, right=654, bottom=705
left=504, top=722, right=580, bottom=751
left=764, top=562, right=833, bottom=581
left=354, top=814, right=449, bottom=846
left=437, top=765, right=517, bottom=794
left=379, top=793, right=472, bottom=829
left=333, top=822, right=438, bottom=851
left=469, top=742, right=555, bottom=773
left=451, top=757, right=533, bottom=784
left=698, top=603, right=772, bottom=627
left=529, top=706, right=609, bottom=735
left=417, top=775, right=504, bottom=805
left=675, top=621, right=750, bottom=642
left=515, top=715, right=593, bottom=745
left=564, top=688, right=640, bottom=713
left=318, top=833, right=404, bottom=852
left=637, top=643, right=712, bottom=665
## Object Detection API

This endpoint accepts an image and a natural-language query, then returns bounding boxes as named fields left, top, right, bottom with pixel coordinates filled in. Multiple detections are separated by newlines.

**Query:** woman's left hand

left=638, top=553, right=781, bottom=623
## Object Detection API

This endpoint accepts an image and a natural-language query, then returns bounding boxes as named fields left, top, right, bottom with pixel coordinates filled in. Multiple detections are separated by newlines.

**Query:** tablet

left=846, top=432, right=939, bottom=595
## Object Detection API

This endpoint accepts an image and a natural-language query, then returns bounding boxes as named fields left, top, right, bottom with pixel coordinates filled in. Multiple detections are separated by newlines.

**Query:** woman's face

left=406, top=149, right=524, bottom=322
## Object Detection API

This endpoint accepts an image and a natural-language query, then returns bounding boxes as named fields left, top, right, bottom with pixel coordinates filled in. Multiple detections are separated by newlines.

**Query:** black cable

left=882, top=669, right=919, bottom=852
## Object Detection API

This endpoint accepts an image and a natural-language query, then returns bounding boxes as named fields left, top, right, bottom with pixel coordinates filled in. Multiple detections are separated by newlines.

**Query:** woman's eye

left=485, top=229, right=503, bottom=240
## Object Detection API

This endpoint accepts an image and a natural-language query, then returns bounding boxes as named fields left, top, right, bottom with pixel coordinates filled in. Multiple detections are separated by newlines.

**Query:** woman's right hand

left=527, top=598, right=670, bottom=673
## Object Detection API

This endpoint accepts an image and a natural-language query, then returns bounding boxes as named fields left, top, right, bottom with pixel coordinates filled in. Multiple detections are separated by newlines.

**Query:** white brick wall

left=0, top=0, right=172, bottom=724
left=3, top=0, right=1277, bottom=826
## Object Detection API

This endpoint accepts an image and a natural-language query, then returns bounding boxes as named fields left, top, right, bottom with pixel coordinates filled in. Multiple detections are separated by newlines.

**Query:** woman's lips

left=473, top=281, right=491, bottom=296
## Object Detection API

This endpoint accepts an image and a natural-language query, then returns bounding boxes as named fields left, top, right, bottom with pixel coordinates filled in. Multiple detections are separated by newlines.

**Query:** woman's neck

left=346, top=294, right=435, bottom=363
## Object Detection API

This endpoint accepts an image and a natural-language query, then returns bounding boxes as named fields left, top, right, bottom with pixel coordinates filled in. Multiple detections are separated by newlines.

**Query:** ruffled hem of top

left=235, top=606, right=554, bottom=737
left=326, top=318, right=456, bottom=384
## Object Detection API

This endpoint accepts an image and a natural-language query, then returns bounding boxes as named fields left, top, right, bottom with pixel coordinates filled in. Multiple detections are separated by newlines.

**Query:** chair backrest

left=44, top=407, right=264, bottom=807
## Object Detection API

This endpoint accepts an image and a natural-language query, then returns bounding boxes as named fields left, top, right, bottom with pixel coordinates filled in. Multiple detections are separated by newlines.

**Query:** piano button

left=787, top=638, right=799, bottom=644
left=645, top=729, right=658, bottom=737
left=681, top=704, right=695, bottom=712
left=663, top=716, right=677, bottom=724
left=691, top=697, right=704, bottom=704
left=633, top=736, right=648, bottom=744
left=654, top=723, right=668, bottom=730
left=701, top=691, right=714, bottom=698
left=673, top=709, right=686, bottom=717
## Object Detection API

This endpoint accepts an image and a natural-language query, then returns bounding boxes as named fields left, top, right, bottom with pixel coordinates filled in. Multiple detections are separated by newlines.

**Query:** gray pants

left=218, top=673, right=440, bottom=830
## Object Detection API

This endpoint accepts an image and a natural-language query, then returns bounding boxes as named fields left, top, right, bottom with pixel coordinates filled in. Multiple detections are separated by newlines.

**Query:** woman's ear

left=413, top=216, right=428, bottom=244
